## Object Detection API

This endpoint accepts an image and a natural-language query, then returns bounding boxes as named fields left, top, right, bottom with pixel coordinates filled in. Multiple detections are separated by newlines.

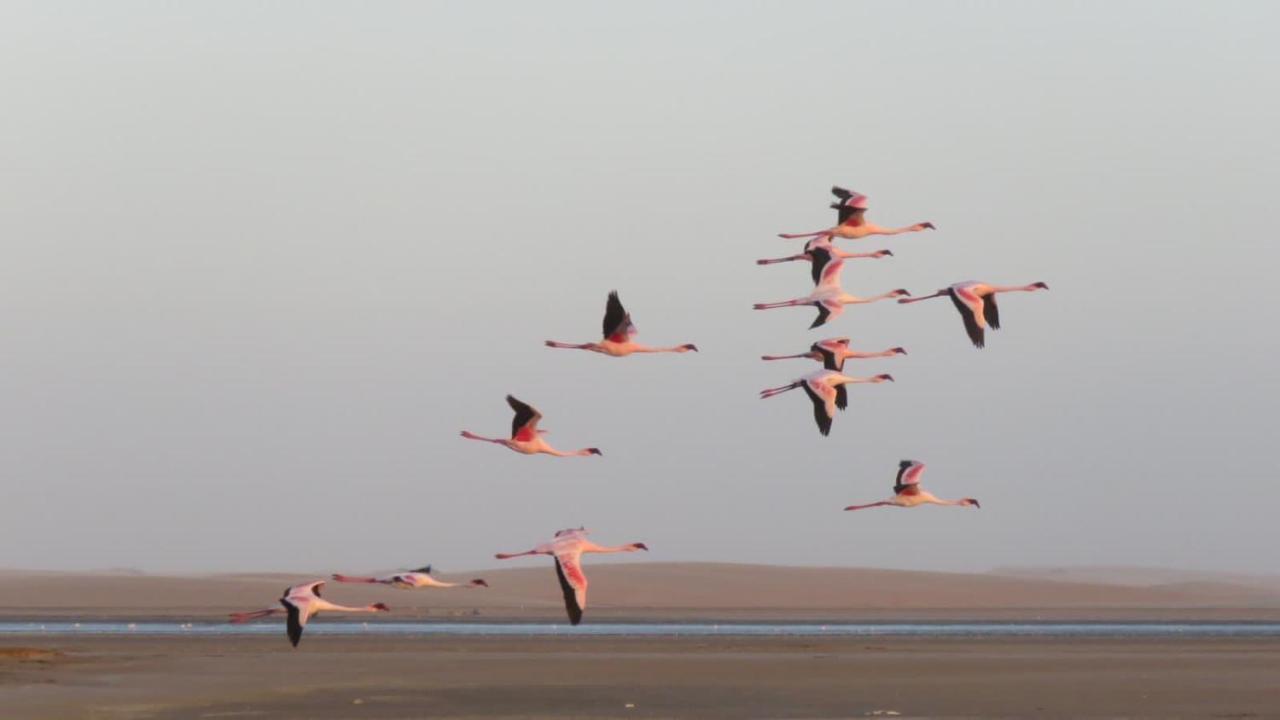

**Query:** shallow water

left=4, top=621, right=1280, bottom=638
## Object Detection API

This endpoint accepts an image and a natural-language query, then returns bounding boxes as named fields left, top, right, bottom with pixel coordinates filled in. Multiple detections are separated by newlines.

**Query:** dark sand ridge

left=2, top=562, right=1279, bottom=621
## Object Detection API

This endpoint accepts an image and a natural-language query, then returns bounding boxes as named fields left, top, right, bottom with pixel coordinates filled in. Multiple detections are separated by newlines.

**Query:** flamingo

left=844, top=460, right=980, bottom=511
left=757, top=234, right=893, bottom=271
left=762, top=337, right=906, bottom=371
left=229, top=580, right=389, bottom=647
left=546, top=291, right=697, bottom=356
left=778, top=187, right=935, bottom=242
left=759, top=370, right=894, bottom=436
left=332, top=565, right=489, bottom=590
left=461, top=395, right=602, bottom=457
left=898, top=281, right=1049, bottom=348
left=753, top=248, right=910, bottom=329
left=494, top=527, right=648, bottom=625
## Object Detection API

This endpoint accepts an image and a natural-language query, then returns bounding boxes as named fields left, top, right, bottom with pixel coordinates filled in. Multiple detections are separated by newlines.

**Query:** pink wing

left=952, top=286, right=987, bottom=328
left=901, top=462, right=925, bottom=486
left=554, top=551, right=588, bottom=625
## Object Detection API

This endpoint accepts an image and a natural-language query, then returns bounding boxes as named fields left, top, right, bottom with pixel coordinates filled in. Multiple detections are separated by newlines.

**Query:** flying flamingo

left=762, top=337, right=906, bottom=371
left=229, top=580, right=389, bottom=647
left=495, top=527, right=648, bottom=625
left=757, top=234, right=893, bottom=272
left=753, top=249, right=910, bottom=329
left=332, top=565, right=489, bottom=590
left=844, top=460, right=980, bottom=511
left=898, top=281, right=1049, bottom=348
left=546, top=291, right=697, bottom=356
left=778, top=187, right=935, bottom=242
left=461, top=395, right=602, bottom=457
left=759, top=370, right=894, bottom=436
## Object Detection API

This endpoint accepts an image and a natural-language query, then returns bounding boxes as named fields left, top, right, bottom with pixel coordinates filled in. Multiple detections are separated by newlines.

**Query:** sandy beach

left=2, top=634, right=1278, bottom=718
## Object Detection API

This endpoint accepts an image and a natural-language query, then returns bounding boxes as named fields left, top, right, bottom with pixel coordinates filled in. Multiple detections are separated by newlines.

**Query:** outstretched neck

left=989, top=283, right=1047, bottom=294
left=586, top=542, right=646, bottom=554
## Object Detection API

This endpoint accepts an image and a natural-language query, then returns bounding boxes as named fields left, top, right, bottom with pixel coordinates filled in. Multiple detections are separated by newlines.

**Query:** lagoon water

left=4, top=621, right=1280, bottom=638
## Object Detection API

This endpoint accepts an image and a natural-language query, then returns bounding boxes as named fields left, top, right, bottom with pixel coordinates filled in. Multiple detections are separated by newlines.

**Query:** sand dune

left=2, top=563, right=1278, bottom=621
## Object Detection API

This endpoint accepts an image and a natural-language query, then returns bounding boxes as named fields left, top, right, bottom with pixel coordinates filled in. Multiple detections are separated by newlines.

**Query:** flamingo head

left=876, top=249, right=894, bottom=257
left=470, top=579, right=489, bottom=587
left=891, top=347, right=907, bottom=355
left=891, top=288, right=911, bottom=297
left=876, top=374, right=895, bottom=382
left=630, top=542, right=649, bottom=552
left=681, top=343, right=699, bottom=352
left=963, top=498, right=981, bottom=508
left=586, top=448, right=603, bottom=456
left=1031, top=282, right=1049, bottom=290
left=371, top=602, right=390, bottom=612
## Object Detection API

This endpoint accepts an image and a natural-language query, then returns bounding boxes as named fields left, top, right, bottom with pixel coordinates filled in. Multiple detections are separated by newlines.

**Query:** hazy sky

left=2, top=1, right=1278, bottom=575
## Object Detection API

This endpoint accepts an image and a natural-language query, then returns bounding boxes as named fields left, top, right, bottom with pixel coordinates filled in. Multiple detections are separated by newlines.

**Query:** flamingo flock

left=227, top=183, right=1048, bottom=645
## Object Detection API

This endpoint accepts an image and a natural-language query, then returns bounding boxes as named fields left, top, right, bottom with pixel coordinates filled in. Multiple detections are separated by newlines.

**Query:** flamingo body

left=899, top=281, right=1048, bottom=348
left=461, top=395, right=602, bottom=457
left=759, top=370, right=894, bottom=436
left=844, top=460, right=980, bottom=512
left=546, top=291, right=697, bottom=356
left=229, top=580, right=389, bottom=647
left=494, top=528, right=648, bottom=625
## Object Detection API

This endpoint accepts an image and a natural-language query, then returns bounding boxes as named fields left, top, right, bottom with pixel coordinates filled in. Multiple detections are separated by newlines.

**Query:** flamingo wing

left=553, top=551, right=588, bottom=625
left=810, top=248, right=844, bottom=288
left=810, top=301, right=839, bottom=329
left=894, top=460, right=926, bottom=495
left=835, top=384, right=848, bottom=411
left=948, top=290, right=986, bottom=348
left=282, top=598, right=305, bottom=647
left=602, top=291, right=636, bottom=342
left=800, top=380, right=836, bottom=436
left=814, top=345, right=842, bottom=371
left=506, top=395, right=542, bottom=438
left=982, top=293, right=1001, bottom=330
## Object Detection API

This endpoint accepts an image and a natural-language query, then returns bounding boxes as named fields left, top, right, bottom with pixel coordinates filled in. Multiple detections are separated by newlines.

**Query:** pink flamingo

left=759, top=370, right=894, bottom=436
left=332, top=565, right=489, bottom=590
left=762, top=337, right=906, bottom=371
left=461, top=395, right=602, bottom=457
left=898, top=281, right=1049, bottom=348
left=494, top=527, right=648, bottom=625
left=757, top=234, right=893, bottom=273
left=229, top=580, right=389, bottom=647
left=844, top=460, right=980, bottom=511
left=546, top=291, right=697, bottom=356
left=778, top=187, right=934, bottom=242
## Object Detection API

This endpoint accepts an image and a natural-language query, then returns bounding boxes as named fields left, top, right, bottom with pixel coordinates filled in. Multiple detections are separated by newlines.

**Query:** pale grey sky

left=1, top=1, right=1277, bottom=574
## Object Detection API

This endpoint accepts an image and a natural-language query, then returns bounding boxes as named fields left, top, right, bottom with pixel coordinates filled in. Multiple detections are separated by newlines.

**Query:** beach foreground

left=3, top=635, right=1278, bottom=719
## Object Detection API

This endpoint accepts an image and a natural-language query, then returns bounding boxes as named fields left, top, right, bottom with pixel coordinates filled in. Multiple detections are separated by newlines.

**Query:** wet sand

left=3, top=635, right=1279, bottom=719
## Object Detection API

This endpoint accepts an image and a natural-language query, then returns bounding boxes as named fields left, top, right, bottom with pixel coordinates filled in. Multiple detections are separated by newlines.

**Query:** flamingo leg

left=460, top=431, right=504, bottom=444
left=756, top=254, right=808, bottom=265
left=759, top=381, right=802, bottom=399
left=229, top=608, right=281, bottom=623
left=843, top=501, right=894, bottom=511
left=494, top=549, right=541, bottom=560
left=761, top=352, right=818, bottom=361
left=753, top=299, right=807, bottom=310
